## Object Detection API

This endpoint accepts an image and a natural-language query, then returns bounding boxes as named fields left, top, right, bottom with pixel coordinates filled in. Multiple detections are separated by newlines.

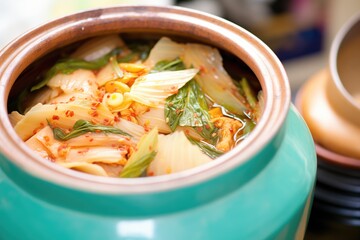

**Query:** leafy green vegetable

left=120, top=128, right=158, bottom=178
left=188, top=137, right=224, bottom=159
left=165, top=80, right=217, bottom=141
left=31, top=48, right=122, bottom=91
left=151, top=58, right=185, bottom=72
left=49, top=119, right=131, bottom=141
left=127, top=42, right=153, bottom=61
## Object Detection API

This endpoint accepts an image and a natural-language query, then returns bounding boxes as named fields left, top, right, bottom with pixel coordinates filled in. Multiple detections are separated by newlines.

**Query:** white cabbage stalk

left=71, top=34, right=125, bottom=61
left=127, top=68, right=198, bottom=107
left=58, top=162, right=108, bottom=177
left=25, top=131, right=51, bottom=159
left=113, top=118, right=145, bottom=143
left=8, top=111, right=24, bottom=127
left=147, top=131, right=212, bottom=176
left=47, top=92, right=91, bottom=104
left=47, top=69, right=98, bottom=95
left=65, top=146, right=127, bottom=164
left=14, top=102, right=114, bottom=141
left=23, top=87, right=62, bottom=113
left=64, top=132, right=133, bottom=148
left=96, top=62, right=117, bottom=86
left=144, top=37, right=185, bottom=68
left=137, top=105, right=172, bottom=134
left=183, top=44, right=247, bottom=116
left=33, top=125, right=63, bottom=158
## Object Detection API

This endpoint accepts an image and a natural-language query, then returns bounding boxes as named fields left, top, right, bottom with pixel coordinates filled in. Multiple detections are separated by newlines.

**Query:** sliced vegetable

left=71, top=34, right=125, bottom=61
left=144, top=37, right=185, bottom=67
left=147, top=131, right=212, bottom=176
left=240, top=77, right=257, bottom=109
left=120, top=128, right=158, bottom=178
left=110, top=56, right=124, bottom=78
left=165, top=80, right=216, bottom=140
left=49, top=119, right=132, bottom=141
left=187, top=137, right=224, bottom=159
left=47, top=69, right=97, bottom=94
left=31, top=48, right=122, bottom=91
left=183, top=43, right=248, bottom=116
left=151, top=58, right=185, bottom=72
left=127, top=68, right=198, bottom=107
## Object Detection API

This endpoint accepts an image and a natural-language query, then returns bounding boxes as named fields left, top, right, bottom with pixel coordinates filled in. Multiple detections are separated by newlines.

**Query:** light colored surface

left=0, top=0, right=174, bottom=49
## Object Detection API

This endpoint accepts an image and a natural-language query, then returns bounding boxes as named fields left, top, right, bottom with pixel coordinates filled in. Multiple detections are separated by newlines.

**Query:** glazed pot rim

left=0, top=5, right=290, bottom=193
left=329, top=12, right=360, bottom=112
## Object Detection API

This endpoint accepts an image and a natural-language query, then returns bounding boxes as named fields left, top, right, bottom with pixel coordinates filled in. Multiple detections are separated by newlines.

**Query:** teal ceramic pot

left=0, top=6, right=316, bottom=240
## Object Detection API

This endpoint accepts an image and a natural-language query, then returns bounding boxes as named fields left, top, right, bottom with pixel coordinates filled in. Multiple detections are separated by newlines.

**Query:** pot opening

left=6, top=33, right=263, bottom=182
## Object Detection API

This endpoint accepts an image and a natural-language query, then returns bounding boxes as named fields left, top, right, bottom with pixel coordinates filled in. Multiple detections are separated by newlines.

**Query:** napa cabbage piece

left=147, top=131, right=212, bottom=176
left=113, top=118, right=145, bottom=143
left=71, top=34, right=125, bottom=61
left=31, top=44, right=123, bottom=92
left=14, top=101, right=114, bottom=140
left=8, top=111, right=24, bottom=127
left=183, top=44, right=247, bottom=116
left=136, top=105, right=172, bottom=134
left=47, top=69, right=98, bottom=95
left=25, top=129, right=52, bottom=160
left=65, top=146, right=127, bottom=164
left=126, top=68, right=199, bottom=107
left=144, top=37, right=185, bottom=68
left=64, top=132, right=133, bottom=148
left=120, top=128, right=158, bottom=178
left=58, top=162, right=108, bottom=177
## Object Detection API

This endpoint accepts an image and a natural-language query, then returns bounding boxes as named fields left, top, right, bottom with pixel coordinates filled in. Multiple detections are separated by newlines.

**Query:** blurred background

left=1, top=0, right=360, bottom=239
left=1, top=0, right=360, bottom=94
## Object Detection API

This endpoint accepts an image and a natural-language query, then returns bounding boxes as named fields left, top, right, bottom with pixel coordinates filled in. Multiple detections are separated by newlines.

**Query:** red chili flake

left=43, top=136, right=50, bottom=142
left=199, top=65, right=206, bottom=75
left=148, top=172, right=154, bottom=176
left=69, top=96, right=76, bottom=102
left=77, top=148, right=89, bottom=155
left=89, top=110, right=99, bottom=117
left=55, top=106, right=58, bottom=111
left=52, top=115, right=60, bottom=120
left=114, top=116, right=120, bottom=122
left=65, top=110, right=74, bottom=117
left=169, top=85, right=178, bottom=94
left=89, top=138, right=94, bottom=142
left=91, top=102, right=100, bottom=108
left=104, top=118, right=110, bottom=123
left=95, top=129, right=101, bottom=133
left=205, top=124, right=210, bottom=130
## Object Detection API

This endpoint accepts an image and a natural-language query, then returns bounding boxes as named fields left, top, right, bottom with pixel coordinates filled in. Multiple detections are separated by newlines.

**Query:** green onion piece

left=120, top=128, right=158, bottom=178
left=110, top=56, right=123, bottom=78
left=240, top=77, right=257, bottom=109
